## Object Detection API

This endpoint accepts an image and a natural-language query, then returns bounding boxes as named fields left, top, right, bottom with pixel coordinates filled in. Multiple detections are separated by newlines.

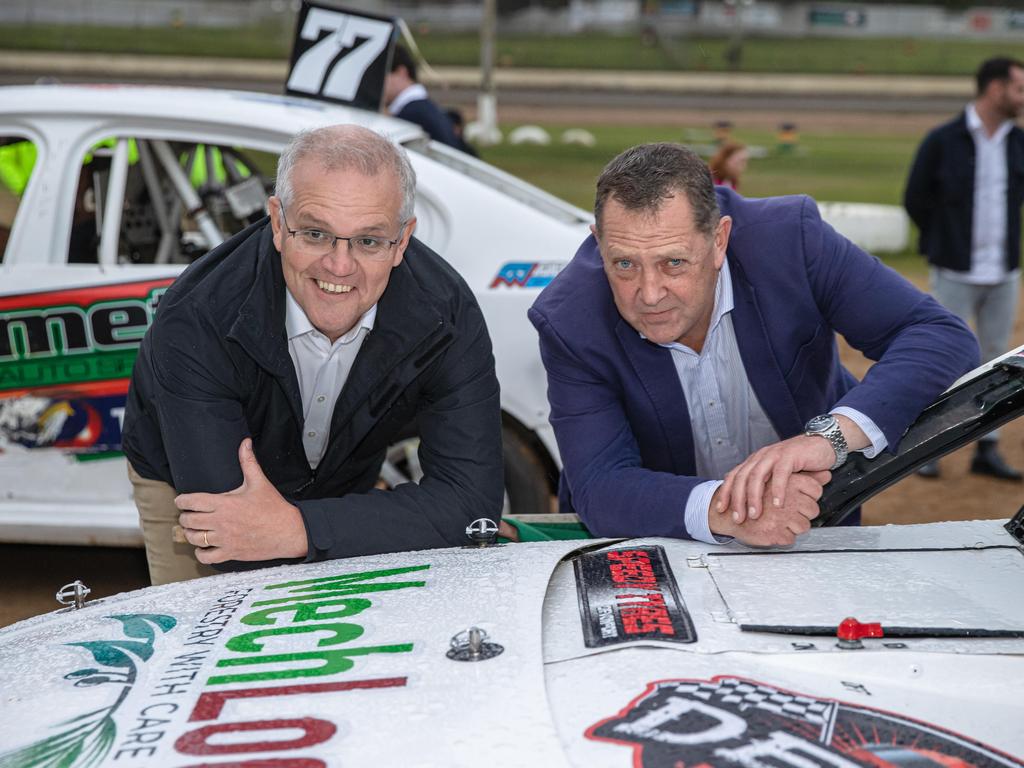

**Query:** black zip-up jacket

left=904, top=110, right=1024, bottom=272
left=123, top=218, right=503, bottom=565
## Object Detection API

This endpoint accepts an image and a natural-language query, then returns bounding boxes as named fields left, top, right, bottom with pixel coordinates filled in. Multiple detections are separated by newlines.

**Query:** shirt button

left=317, top=395, right=326, bottom=403
left=307, top=431, right=316, bottom=438
left=716, top=438, right=723, bottom=445
left=708, top=400, right=715, bottom=407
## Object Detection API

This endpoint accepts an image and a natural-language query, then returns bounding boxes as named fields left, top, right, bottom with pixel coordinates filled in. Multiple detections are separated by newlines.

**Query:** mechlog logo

left=0, top=280, right=171, bottom=395
left=587, top=676, right=1024, bottom=768
left=0, top=563, right=429, bottom=767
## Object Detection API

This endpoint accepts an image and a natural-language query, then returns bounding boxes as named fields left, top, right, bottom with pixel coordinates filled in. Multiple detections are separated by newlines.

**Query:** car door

left=0, top=121, right=277, bottom=545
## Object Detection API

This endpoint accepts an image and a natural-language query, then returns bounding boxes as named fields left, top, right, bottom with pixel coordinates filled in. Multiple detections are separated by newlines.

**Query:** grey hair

left=594, top=142, right=720, bottom=236
left=274, top=124, right=417, bottom=222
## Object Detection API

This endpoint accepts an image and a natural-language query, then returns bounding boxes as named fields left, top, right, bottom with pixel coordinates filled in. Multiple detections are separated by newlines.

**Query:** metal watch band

left=805, top=415, right=848, bottom=471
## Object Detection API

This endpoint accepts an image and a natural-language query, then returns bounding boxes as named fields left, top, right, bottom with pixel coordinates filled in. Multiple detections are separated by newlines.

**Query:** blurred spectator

left=905, top=55, right=1024, bottom=481
left=384, top=45, right=465, bottom=153
left=445, top=108, right=479, bottom=157
left=708, top=141, right=749, bottom=190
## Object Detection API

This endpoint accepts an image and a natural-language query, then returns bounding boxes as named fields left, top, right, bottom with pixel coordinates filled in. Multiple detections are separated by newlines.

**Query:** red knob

left=837, top=617, right=884, bottom=641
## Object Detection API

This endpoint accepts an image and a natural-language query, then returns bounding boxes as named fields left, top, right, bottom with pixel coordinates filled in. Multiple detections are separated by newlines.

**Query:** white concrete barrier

left=818, top=202, right=909, bottom=254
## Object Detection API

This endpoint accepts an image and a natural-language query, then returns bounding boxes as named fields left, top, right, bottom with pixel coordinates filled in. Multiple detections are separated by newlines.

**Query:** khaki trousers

left=128, top=463, right=217, bottom=585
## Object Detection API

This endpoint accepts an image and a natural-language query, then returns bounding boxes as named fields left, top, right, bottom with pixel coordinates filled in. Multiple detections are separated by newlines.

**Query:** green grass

left=0, top=24, right=1017, bottom=76
left=478, top=121, right=927, bottom=273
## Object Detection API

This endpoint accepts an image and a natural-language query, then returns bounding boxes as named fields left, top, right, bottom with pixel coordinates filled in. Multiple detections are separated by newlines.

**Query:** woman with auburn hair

left=708, top=140, right=749, bottom=190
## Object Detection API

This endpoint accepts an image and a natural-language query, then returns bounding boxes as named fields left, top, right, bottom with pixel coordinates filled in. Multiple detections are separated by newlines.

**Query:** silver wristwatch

left=804, top=414, right=848, bottom=470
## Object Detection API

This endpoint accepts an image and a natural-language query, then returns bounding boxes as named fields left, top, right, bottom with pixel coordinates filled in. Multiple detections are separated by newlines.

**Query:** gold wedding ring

left=202, top=530, right=210, bottom=548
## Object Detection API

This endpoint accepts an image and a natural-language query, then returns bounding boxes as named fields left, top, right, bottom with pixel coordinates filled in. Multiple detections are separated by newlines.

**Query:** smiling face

left=269, top=160, right=414, bottom=342
left=595, top=193, right=730, bottom=351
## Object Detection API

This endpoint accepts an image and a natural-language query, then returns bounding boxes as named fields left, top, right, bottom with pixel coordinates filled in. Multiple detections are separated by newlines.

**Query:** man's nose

left=323, top=240, right=358, bottom=273
left=638, top=269, right=666, bottom=306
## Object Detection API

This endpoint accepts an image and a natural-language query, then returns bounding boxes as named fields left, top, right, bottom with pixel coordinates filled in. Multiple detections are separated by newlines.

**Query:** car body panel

left=0, top=521, right=1020, bottom=766
left=0, top=85, right=591, bottom=543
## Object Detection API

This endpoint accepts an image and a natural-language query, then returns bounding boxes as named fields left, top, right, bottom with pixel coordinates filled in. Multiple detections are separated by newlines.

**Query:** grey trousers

left=930, top=269, right=1020, bottom=440
left=128, top=462, right=217, bottom=585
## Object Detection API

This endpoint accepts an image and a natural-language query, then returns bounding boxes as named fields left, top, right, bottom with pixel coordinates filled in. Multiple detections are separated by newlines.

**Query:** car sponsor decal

left=587, top=676, right=1024, bottom=767
left=574, top=545, right=696, bottom=647
left=490, top=261, right=564, bottom=289
left=0, top=563, right=427, bottom=766
left=0, top=279, right=171, bottom=454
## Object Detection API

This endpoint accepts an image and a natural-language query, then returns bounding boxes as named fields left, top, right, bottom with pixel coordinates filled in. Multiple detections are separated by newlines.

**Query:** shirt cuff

left=684, top=480, right=732, bottom=545
left=831, top=406, right=887, bottom=459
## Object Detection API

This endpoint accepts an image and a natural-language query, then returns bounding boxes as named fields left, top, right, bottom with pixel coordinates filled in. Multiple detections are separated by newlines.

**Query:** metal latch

left=447, top=627, right=504, bottom=661
left=55, top=580, right=91, bottom=610
left=464, top=518, right=499, bottom=547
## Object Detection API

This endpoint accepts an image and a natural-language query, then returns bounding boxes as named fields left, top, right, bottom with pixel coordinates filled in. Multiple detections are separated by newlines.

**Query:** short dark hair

left=976, top=56, right=1024, bottom=95
left=594, top=143, right=720, bottom=236
left=391, top=44, right=418, bottom=82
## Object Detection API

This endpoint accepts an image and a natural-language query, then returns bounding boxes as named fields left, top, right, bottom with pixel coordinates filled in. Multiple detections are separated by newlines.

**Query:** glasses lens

left=351, top=236, right=390, bottom=260
left=294, top=230, right=333, bottom=256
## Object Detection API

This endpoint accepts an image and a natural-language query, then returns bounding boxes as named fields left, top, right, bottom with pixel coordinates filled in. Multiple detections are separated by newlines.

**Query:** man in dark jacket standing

left=383, top=46, right=474, bottom=155
left=905, top=56, right=1024, bottom=480
left=123, top=125, right=503, bottom=584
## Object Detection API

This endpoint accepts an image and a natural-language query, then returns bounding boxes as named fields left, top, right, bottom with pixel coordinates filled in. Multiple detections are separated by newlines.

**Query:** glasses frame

left=279, top=207, right=407, bottom=261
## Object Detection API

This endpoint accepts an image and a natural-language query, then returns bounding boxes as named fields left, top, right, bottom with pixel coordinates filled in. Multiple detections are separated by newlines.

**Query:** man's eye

left=665, top=258, right=683, bottom=268
left=355, top=236, right=383, bottom=250
left=615, top=259, right=633, bottom=270
left=302, top=230, right=329, bottom=243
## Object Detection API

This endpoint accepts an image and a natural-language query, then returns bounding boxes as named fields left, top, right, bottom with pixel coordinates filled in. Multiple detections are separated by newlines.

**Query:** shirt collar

left=285, top=288, right=377, bottom=345
left=388, top=83, right=429, bottom=116
left=644, top=258, right=734, bottom=351
left=966, top=102, right=1013, bottom=142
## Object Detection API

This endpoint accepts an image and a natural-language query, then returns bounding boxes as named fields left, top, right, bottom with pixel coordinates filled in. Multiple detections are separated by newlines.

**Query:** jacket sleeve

left=799, top=197, right=979, bottom=449
left=529, top=307, right=707, bottom=539
left=296, top=298, right=505, bottom=560
left=904, top=129, right=939, bottom=242
left=147, top=309, right=250, bottom=495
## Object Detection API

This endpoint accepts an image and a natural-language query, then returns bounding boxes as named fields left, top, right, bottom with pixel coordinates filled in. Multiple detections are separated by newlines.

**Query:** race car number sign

left=573, top=545, right=696, bottom=648
left=285, top=2, right=396, bottom=111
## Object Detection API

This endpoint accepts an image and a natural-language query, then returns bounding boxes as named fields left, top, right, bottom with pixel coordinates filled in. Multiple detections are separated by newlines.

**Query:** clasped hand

left=709, top=434, right=837, bottom=546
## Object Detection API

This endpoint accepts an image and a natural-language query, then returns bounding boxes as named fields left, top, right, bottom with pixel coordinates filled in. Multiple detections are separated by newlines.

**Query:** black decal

left=574, top=545, right=695, bottom=647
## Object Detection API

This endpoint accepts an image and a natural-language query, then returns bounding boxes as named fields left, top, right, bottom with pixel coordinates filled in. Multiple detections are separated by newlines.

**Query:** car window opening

left=68, top=137, right=277, bottom=266
left=0, top=135, right=37, bottom=264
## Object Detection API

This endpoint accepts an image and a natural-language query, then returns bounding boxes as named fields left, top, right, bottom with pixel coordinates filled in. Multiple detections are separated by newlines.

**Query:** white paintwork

left=0, top=522, right=1021, bottom=765
left=0, top=84, right=591, bottom=544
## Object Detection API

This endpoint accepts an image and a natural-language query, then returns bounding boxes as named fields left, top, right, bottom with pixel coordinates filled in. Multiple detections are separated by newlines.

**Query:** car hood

left=1, top=521, right=1022, bottom=766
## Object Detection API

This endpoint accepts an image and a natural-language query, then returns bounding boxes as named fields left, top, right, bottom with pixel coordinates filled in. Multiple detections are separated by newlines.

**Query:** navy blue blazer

left=396, top=98, right=462, bottom=150
left=528, top=189, right=979, bottom=539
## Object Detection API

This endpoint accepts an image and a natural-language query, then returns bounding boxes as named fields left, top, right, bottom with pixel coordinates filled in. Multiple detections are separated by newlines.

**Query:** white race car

left=0, top=513, right=1021, bottom=766
left=0, top=84, right=591, bottom=545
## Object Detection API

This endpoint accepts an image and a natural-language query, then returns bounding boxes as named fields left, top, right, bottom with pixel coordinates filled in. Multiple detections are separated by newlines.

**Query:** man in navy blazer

left=528, top=143, right=978, bottom=546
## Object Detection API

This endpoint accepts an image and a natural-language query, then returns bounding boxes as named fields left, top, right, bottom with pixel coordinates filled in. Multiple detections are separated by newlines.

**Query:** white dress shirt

left=656, top=259, right=886, bottom=543
left=285, top=290, right=376, bottom=469
left=941, top=103, right=1018, bottom=285
left=387, top=83, right=429, bottom=116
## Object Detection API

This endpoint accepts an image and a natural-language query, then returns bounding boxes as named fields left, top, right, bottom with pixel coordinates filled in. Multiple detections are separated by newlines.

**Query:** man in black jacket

left=123, top=125, right=503, bottom=584
left=383, top=46, right=475, bottom=155
left=904, top=56, right=1024, bottom=480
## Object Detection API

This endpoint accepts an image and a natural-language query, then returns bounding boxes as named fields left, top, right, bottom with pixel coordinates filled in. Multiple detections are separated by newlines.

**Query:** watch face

left=806, top=414, right=835, bottom=432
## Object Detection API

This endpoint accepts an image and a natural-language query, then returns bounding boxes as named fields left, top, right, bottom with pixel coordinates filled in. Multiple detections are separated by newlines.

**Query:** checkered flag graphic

left=658, top=678, right=835, bottom=726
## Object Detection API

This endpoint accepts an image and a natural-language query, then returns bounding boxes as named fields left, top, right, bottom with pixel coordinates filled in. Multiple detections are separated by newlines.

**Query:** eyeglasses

left=279, top=208, right=406, bottom=261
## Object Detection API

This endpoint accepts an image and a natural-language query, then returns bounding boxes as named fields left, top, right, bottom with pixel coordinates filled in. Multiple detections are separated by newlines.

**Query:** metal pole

left=98, top=138, right=130, bottom=267
left=476, top=0, right=500, bottom=146
left=150, top=139, right=224, bottom=250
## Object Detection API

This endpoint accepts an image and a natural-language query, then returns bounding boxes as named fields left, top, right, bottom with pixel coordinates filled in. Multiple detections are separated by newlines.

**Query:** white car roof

left=0, top=83, right=427, bottom=144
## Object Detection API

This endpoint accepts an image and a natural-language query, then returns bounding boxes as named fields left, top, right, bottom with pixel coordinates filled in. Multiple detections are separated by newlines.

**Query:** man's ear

left=713, top=215, right=732, bottom=270
left=268, top=196, right=284, bottom=253
left=392, top=216, right=416, bottom=267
